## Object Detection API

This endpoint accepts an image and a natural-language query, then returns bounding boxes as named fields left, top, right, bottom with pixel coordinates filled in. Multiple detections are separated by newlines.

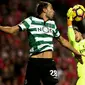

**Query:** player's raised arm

left=67, top=8, right=73, bottom=26
left=67, top=9, right=76, bottom=42
left=67, top=8, right=76, bottom=44
left=0, top=25, right=20, bottom=34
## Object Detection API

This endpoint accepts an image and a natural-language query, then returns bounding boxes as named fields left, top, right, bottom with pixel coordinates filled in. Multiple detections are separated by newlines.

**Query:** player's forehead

left=74, top=30, right=80, bottom=34
left=74, top=30, right=78, bottom=32
left=47, top=3, right=53, bottom=8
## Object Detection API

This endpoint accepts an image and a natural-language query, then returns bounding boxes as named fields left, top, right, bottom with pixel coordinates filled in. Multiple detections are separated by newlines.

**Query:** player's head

left=73, top=26, right=83, bottom=42
left=36, top=1, right=54, bottom=19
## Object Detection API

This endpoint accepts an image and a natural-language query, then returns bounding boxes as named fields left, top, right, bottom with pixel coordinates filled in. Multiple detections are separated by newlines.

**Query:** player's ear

left=43, top=8, right=47, bottom=13
left=84, top=13, right=85, bottom=18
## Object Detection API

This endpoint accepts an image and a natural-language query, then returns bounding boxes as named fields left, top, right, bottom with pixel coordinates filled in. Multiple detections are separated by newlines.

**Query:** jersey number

left=50, top=70, right=58, bottom=78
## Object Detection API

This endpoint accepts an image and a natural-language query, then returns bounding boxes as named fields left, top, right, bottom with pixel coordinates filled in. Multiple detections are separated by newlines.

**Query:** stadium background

left=0, top=0, right=85, bottom=85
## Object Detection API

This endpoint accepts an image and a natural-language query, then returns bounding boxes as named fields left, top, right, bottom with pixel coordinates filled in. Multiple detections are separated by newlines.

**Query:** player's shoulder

left=24, top=16, right=39, bottom=22
left=47, top=20, right=55, bottom=24
left=80, top=39, right=85, bottom=43
left=25, top=16, right=33, bottom=20
left=29, top=16, right=43, bottom=21
left=77, top=39, right=85, bottom=46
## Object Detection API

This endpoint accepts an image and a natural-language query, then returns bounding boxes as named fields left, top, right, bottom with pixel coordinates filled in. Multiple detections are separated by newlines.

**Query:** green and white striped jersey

left=18, top=16, right=60, bottom=56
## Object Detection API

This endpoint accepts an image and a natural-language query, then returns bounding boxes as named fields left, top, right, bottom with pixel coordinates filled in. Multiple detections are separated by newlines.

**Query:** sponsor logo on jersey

left=37, top=27, right=52, bottom=33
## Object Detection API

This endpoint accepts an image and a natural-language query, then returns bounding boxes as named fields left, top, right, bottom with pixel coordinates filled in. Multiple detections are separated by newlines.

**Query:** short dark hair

left=36, top=1, right=49, bottom=15
left=73, top=26, right=79, bottom=32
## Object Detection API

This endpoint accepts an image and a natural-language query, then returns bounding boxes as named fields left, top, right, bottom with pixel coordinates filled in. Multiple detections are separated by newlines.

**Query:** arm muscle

left=0, top=25, right=19, bottom=34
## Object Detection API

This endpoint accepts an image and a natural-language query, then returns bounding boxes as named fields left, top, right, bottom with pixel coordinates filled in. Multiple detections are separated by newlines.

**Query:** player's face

left=74, top=30, right=82, bottom=42
left=45, top=4, right=54, bottom=19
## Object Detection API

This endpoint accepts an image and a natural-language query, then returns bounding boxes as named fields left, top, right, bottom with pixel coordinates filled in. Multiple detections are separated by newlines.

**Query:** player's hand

left=75, top=53, right=85, bottom=64
left=75, top=54, right=83, bottom=64
left=67, top=8, right=74, bottom=21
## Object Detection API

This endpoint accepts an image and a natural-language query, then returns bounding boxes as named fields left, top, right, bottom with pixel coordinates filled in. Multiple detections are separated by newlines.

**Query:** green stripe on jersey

left=36, top=41, right=53, bottom=46
left=40, top=45, right=52, bottom=51
left=22, top=20, right=30, bottom=28
left=29, top=28, right=37, bottom=31
left=33, top=34, right=53, bottom=38
left=45, top=23, right=55, bottom=28
left=32, top=20, right=44, bottom=25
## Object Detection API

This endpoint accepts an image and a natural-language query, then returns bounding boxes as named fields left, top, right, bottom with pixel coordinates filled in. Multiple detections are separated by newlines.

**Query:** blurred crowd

left=0, top=0, right=85, bottom=85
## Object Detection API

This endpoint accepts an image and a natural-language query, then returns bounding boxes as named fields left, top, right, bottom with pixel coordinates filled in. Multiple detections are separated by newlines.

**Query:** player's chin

left=49, top=15, right=54, bottom=19
left=50, top=17, right=53, bottom=19
left=76, top=39, right=81, bottom=42
left=48, top=17, right=53, bottom=20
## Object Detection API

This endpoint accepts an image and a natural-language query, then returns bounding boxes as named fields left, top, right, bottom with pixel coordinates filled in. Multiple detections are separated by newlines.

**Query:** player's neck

left=79, top=36, right=84, bottom=41
left=39, top=13, right=49, bottom=21
left=77, top=37, right=83, bottom=42
left=81, top=37, right=84, bottom=40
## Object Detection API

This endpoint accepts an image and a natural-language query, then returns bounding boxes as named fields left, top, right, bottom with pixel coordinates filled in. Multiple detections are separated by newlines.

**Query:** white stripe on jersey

left=38, top=44, right=53, bottom=49
left=19, top=24, right=26, bottom=30
left=25, top=18, right=32, bottom=25
left=35, top=37, right=52, bottom=41
left=29, top=24, right=43, bottom=28
left=41, top=47, right=53, bottom=52
left=55, top=31, right=60, bottom=37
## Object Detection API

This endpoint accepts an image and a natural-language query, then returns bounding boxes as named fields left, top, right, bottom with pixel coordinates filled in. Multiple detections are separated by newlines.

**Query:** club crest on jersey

left=37, top=27, right=52, bottom=33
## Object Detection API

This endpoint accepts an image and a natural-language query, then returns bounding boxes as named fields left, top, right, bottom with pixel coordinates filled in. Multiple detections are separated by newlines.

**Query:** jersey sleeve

left=18, top=16, right=32, bottom=31
left=53, top=24, right=60, bottom=38
left=67, top=26, right=76, bottom=45
left=68, top=26, right=79, bottom=56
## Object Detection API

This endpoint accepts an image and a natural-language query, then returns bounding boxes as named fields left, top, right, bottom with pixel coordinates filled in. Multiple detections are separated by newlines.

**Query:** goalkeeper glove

left=67, top=8, right=74, bottom=21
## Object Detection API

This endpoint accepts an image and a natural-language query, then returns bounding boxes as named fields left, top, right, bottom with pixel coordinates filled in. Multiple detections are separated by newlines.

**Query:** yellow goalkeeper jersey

left=68, top=27, right=85, bottom=77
